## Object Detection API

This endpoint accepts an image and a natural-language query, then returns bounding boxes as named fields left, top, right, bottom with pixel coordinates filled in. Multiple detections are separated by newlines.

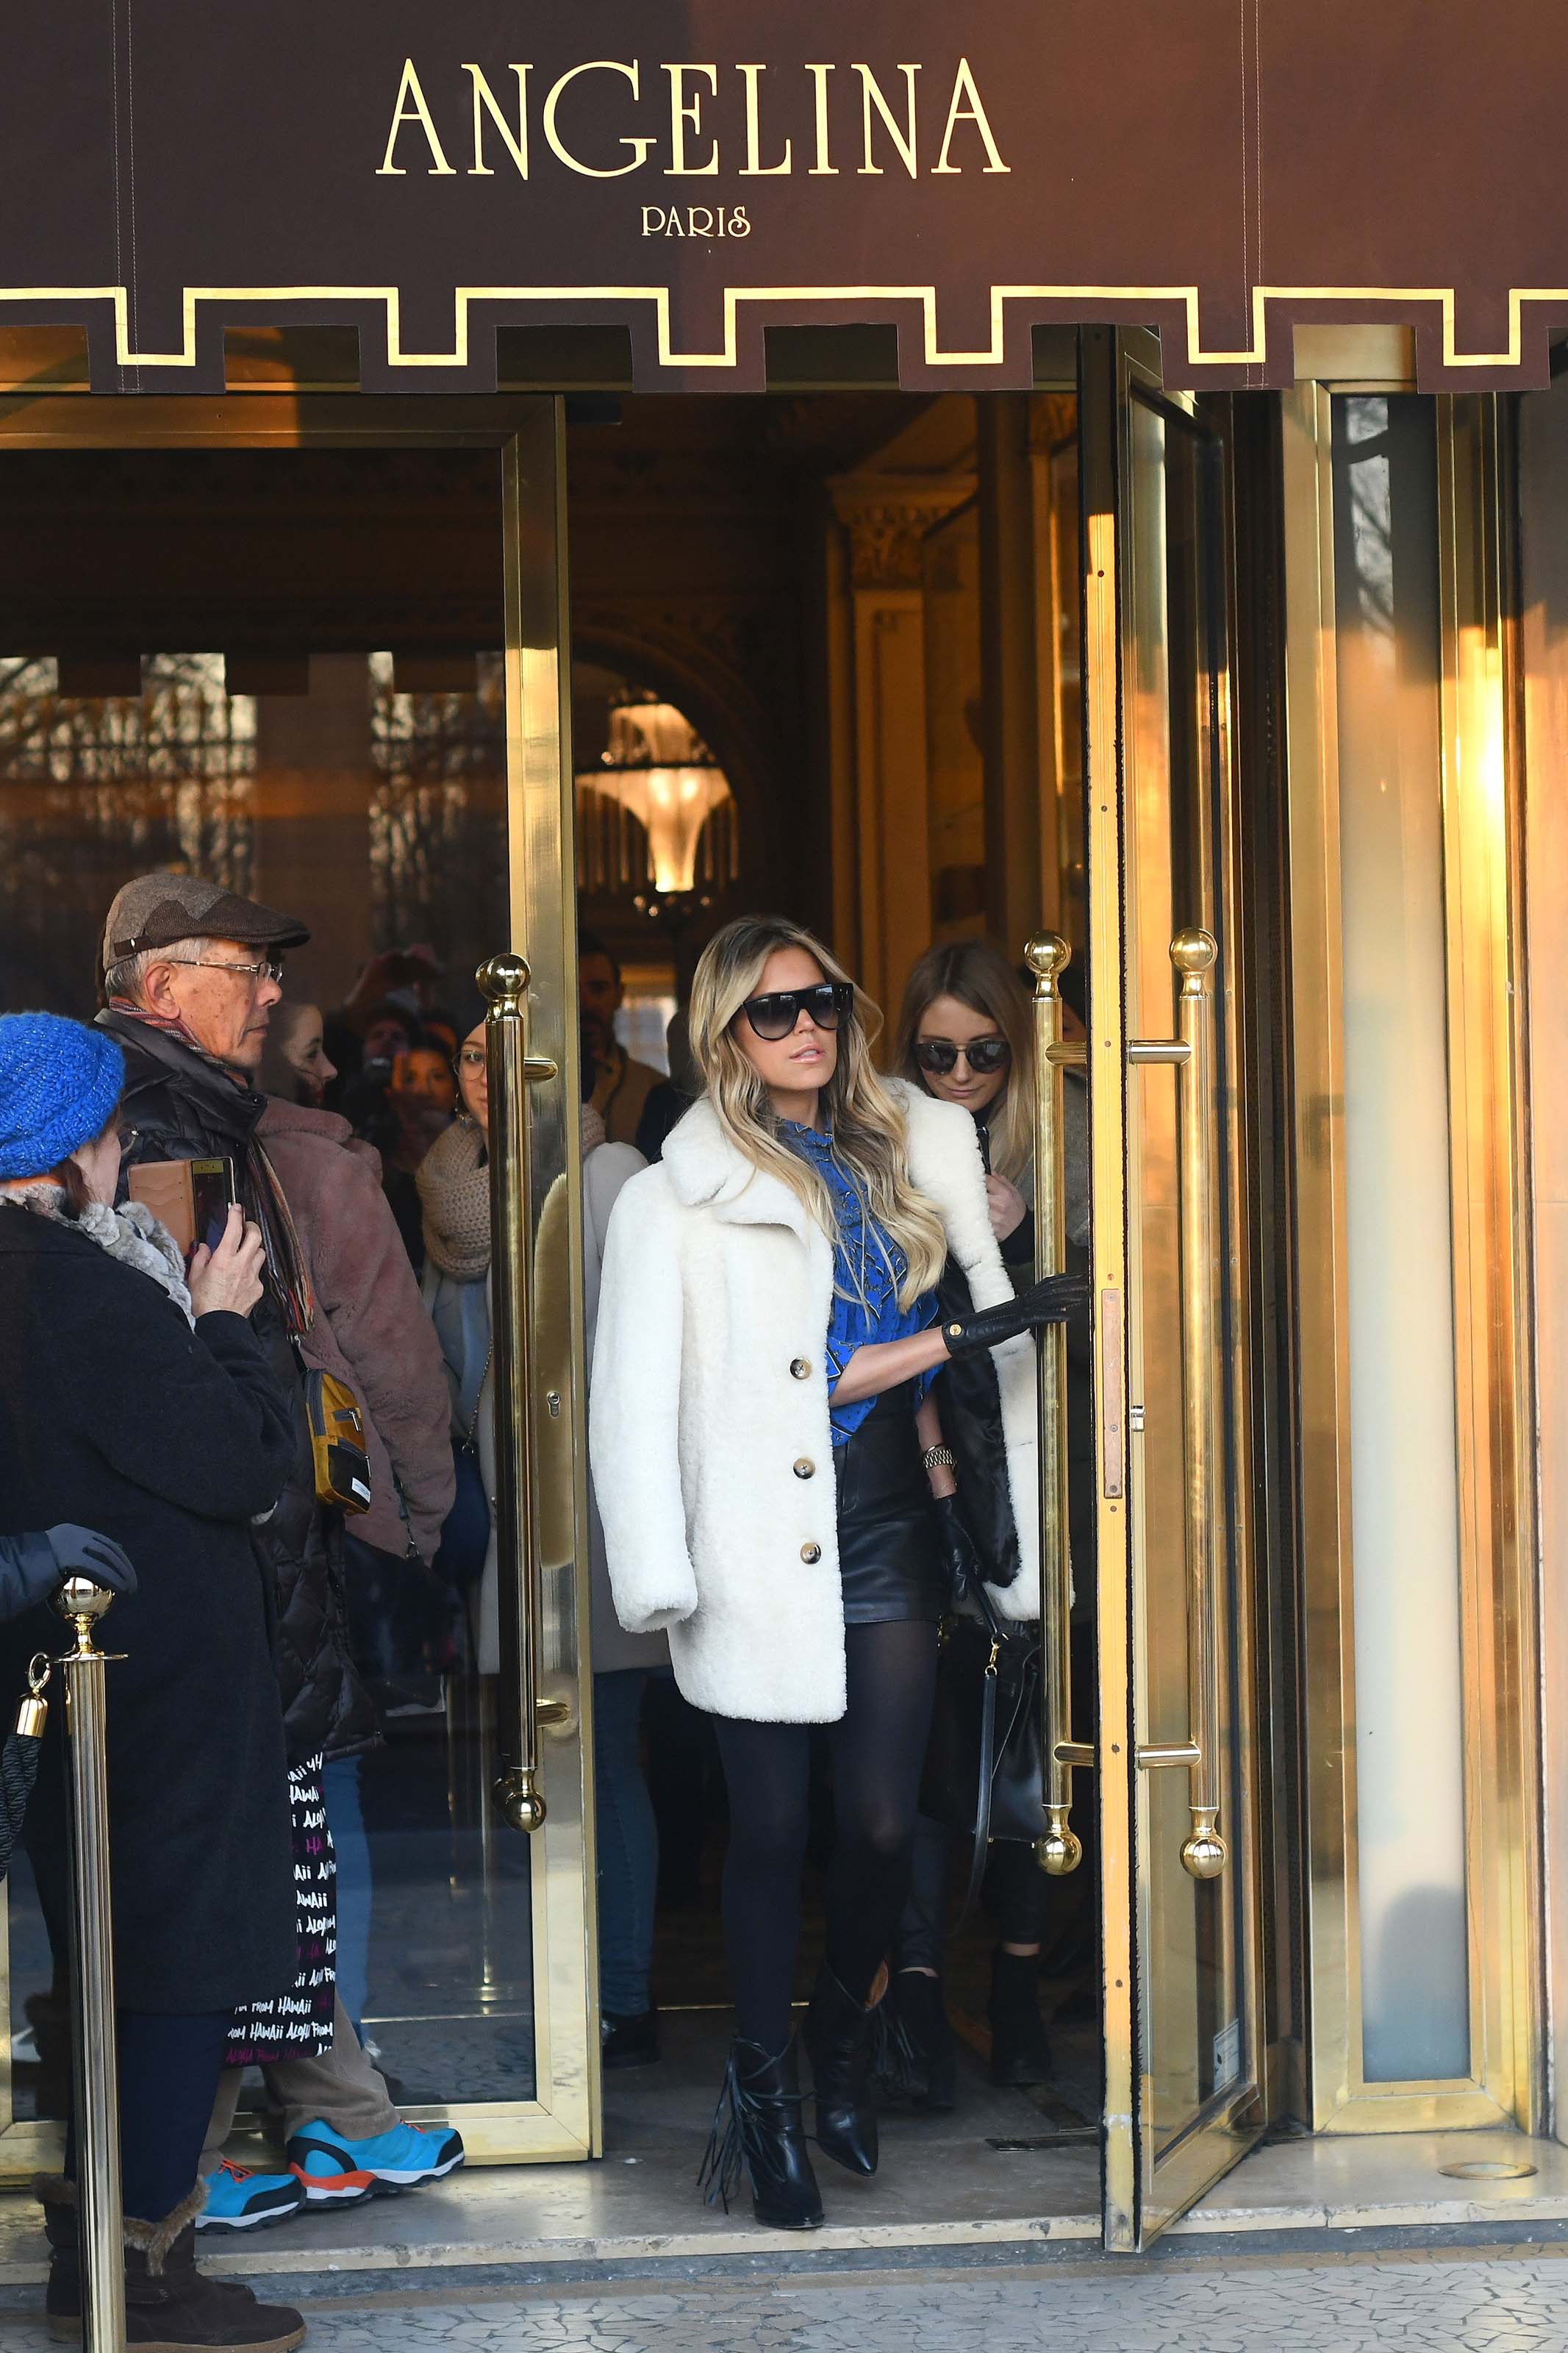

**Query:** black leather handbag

left=1, top=1657, right=48, bottom=1885
left=920, top=1563, right=1046, bottom=1922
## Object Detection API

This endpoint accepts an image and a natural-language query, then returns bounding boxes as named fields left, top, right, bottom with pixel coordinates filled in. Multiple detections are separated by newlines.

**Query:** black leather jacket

left=96, top=1008, right=377, bottom=1765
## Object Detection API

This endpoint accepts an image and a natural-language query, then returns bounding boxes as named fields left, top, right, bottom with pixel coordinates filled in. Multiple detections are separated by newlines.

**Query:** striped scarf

left=108, top=997, right=317, bottom=1340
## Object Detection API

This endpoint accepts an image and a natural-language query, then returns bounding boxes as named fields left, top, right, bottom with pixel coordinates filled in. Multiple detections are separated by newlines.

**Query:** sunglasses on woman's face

left=913, top=1035, right=1012, bottom=1077
left=740, top=982, right=854, bottom=1043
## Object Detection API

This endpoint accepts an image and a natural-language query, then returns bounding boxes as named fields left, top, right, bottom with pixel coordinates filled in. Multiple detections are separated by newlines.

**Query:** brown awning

left=4, top=0, right=1562, bottom=394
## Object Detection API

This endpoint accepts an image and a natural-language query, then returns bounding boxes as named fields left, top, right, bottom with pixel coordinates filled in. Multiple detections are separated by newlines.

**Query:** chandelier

left=576, top=699, right=734, bottom=899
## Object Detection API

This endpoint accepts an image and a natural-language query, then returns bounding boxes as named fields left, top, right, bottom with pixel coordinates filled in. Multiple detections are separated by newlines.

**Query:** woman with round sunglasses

left=591, top=915, right=1078, bottom=2230
left=887, top=938, right=1092, bottom=2104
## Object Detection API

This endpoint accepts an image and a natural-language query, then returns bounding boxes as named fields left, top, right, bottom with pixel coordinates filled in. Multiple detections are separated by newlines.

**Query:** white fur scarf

left=1, top=1180, right=195, bottom=1326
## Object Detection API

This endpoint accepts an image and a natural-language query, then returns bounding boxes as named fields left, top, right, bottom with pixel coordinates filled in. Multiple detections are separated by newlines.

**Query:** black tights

left=712, top=1619, right=939, bottom=2053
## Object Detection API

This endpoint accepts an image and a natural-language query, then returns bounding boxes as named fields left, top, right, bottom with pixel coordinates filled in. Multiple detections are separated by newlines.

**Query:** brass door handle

left=1025, top=935, right=1088, bottom=1875
left=1131, top=929, right=1227, bottom=1880
left=478, top=951, right=562, bottom=1835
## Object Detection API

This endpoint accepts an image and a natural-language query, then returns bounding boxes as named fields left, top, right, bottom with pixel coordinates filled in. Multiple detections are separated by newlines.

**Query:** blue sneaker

left=196, top=2157, right=304, bottom=2232
left=285, top=2117, right=465, bottom=2206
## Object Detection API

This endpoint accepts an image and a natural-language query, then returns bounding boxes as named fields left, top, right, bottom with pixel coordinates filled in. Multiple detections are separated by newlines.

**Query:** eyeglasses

left=163, top=954, right=284, bottom=985
left=455, top=1046, right=487, bottom=1072
left=912, top=1035, right=1012, bottom=1078
left=740, top=982, right=853, bottom=1043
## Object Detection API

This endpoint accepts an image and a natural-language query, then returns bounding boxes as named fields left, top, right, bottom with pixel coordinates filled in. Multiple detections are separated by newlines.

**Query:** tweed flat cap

left=102, top=871, right=310, bottom=973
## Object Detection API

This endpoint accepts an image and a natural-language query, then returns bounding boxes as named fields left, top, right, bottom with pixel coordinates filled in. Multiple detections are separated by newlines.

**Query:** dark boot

left=698, top=2037, right=823, bottom=2231
left=877, top=1970, right=957, bottom=2113
left=988, top=1946, right=1053, bottom=2088
left=804, top=1962, right=880, bottom=2177
left=40, top=2180, right=307, bottom=2350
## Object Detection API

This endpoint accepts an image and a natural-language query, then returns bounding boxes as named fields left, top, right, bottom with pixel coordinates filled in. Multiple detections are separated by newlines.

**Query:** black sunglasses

left=913, top=1035, right=1012, bottom=1077
left=740, top=982, right=854, bottom=1043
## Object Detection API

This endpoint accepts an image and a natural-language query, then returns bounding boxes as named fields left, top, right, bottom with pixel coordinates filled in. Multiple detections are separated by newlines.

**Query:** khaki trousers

left=202, top=1993, right=398, bottom=2171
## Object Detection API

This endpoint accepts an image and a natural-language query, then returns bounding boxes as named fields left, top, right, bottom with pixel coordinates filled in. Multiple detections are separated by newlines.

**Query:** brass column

left=54, top=1577, right=125, bottom=2353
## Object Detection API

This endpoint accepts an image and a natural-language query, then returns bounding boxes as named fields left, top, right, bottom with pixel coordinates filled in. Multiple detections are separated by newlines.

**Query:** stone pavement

left=10, top=2243, right=1568, bottom=2351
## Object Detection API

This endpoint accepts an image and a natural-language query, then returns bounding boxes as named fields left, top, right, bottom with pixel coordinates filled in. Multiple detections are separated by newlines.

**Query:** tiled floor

left=10, top=2244, right=1568, bottom=2351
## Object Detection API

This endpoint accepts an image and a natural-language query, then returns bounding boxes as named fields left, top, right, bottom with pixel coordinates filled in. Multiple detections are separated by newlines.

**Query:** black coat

left=0, top=1204, right=298, bottom=2013
left=96, top=1008, right=376, bottom=1765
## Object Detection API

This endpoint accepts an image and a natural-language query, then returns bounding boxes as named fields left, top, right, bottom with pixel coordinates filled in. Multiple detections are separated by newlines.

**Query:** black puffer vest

left=98, top=1008, right=378, bottom=1764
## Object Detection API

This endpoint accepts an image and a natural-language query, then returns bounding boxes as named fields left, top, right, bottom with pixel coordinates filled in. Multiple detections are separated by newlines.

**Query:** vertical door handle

left=479, top=952, right=565, bottom=1835
left=1128, top=929, right=1228, bottom=1879
left=1025, top=935, right=1091, bottom=1874
left=1171, top=929, right=1227, bottom=1880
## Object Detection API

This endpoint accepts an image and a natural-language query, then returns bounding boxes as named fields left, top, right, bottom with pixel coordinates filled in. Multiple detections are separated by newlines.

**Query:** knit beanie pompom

left=0, top=1014, right=126, bottom=1181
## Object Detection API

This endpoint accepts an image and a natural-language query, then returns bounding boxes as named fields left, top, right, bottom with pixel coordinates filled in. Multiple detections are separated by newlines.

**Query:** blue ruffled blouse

left=778, top=1120, right=939, bottom=1446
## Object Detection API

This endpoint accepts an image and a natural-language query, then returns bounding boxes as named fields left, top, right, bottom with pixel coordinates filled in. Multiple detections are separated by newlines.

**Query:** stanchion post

left=54, top=1575, right=124, bottom=2353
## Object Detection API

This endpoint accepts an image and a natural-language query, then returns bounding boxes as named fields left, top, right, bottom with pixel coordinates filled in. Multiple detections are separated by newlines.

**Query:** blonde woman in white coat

left=591, top=915, right=1079, bottom=2231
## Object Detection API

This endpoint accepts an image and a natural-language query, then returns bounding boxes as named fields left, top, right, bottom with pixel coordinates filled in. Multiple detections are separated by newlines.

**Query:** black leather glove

left=43, top=1525, right=138, bottom=1596
left=939, top=1271, right=1088, bottom=1361
left=931, top=1491, right=982, bottom=1613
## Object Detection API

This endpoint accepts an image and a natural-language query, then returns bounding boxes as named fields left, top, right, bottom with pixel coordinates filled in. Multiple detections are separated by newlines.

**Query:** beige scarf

left=416, top=1107, right=611, bottom=1281
left=417, top=1116, right=491, bottom=1279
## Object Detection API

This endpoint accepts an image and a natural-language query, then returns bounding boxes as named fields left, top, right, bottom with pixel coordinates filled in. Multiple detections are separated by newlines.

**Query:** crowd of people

left=0, top=866, right=1085, bottom=2338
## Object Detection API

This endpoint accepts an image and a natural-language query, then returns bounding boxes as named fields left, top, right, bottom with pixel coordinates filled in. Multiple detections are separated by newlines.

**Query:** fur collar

left=0, top=1182, right=195, bottom=1324
left=659, top=1082, right=987, bottom=1257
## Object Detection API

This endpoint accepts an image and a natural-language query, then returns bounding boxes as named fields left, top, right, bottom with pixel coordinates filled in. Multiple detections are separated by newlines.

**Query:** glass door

left=1079, top=329, right=1267, bottom=2248
left=0, top=394, right=594, bottom=2174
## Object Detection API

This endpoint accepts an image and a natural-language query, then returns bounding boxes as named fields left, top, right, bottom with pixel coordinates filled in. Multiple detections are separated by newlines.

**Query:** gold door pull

left=479, top=951, right=559, bottom=1837
left=1124, top=929, right=1228, bottom=1878
left=1024, top=934, right=1086, bottom=1877
left=1171, top=929, right=1227, bottom=1880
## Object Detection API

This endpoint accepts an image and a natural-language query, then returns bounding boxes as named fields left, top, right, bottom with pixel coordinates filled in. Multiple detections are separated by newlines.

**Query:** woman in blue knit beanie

left=0, top=1007, right=310, bottom=2346
left=0, top=1012, right=126, bottom=1193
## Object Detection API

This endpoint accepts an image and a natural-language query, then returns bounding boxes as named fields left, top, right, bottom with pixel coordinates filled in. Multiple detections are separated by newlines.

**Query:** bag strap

left=953, top=1634, right=1000, bottom=1929
left=460, top=1340, right=493, bottom=1454
left=948, top=1554, right=1008, bottom=1929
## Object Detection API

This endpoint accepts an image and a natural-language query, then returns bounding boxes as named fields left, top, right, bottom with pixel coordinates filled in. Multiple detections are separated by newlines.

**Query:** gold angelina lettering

left=465, top=63, right=531, bottom=178
left=543, top=60, right=654, bottom=178
left=373, top=56, right=1011, bottom=185
left=932, top=57, right=1011, bottom=175
left=664, top=63, right=720, bottom=176
left=853, top=63, right=920, bottom=178
left=376, top=58, right=457, bottom=176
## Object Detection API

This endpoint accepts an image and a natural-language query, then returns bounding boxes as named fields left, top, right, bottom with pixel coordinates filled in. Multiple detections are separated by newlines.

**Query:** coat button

left=793, top=1457, right=815, bottom=1479
left=801, top=1542, right=822, bottom=1564
left=790, top=1357, right=812, bottom=1379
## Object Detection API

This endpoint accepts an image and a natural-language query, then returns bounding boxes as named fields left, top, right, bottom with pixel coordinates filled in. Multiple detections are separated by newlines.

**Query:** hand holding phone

left=188, top=1203, right=267, bottom=1320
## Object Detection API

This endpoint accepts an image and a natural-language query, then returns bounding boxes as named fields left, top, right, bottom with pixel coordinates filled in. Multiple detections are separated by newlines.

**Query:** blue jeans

left=321, top=1753, right=370, bottom=2035
left=593, top=1669, right=659, bottom=2017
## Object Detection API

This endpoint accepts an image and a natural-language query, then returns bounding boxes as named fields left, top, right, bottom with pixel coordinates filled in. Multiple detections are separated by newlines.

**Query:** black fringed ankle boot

left=698, top=2036, right=823, bottom=2230
left=804, top=1961, right=880, bottom=2177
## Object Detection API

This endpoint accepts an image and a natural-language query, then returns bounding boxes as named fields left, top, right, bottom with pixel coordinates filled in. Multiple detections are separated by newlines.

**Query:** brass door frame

left=1083, top=329, right=1269, bottom=2250
left=1280, top=383, right=1542, bottom=2135
left=0, top=388, right=598, bottom=2177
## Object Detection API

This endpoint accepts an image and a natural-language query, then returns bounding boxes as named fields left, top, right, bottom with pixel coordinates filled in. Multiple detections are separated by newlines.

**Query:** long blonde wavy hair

left=892, top=938, right=1035, bottom=1190
left=688, top=915, right=948, bottom=1306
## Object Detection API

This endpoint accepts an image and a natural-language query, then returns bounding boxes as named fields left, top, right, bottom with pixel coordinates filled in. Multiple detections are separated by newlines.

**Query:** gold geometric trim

left=6, top=279, right=1567, bottom=373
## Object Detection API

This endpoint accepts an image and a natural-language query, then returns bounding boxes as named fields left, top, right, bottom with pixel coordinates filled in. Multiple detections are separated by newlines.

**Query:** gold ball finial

left=1035, top=1823, right=1084, bottom=1877
left=1170, top=928, right=1217, bottom=978
left=477, top=951, right=531, bottom=1007
left=495, top=1770, right=546, bottom=1835
left=1181, top=1822, right=1228, bottom=1880
left=51, top=1577, right=116, bottom=1628
left=1023, top=934, right=1071, bottom=986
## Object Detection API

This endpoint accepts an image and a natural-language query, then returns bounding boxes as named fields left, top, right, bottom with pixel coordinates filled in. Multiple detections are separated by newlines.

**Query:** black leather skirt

left=834, top=1381, right=945, bottom=1626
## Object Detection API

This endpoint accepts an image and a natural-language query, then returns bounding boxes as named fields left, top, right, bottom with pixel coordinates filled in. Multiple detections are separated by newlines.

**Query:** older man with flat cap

left=96, top=874, right=463, bottom=2231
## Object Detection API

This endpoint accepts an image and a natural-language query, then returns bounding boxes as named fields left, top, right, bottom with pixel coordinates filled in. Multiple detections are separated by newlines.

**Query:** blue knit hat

left=0, top=1014, right=126, bottom=1180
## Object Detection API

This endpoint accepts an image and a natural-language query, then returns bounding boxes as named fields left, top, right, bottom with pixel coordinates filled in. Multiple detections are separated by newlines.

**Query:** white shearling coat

left=590, top=1082, right=1039, bottom=1724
